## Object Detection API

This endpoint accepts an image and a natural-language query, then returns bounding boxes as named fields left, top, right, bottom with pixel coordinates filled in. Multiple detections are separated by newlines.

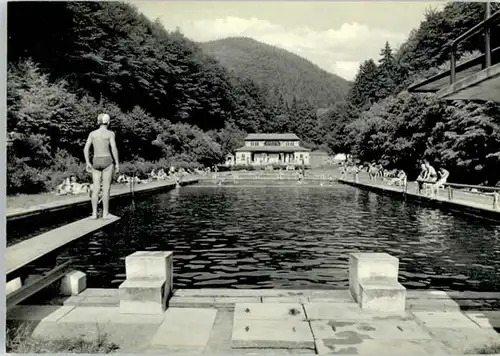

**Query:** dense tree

left=342, top=2, right=500, bottom=185
left=7, top=1, right=272, bottom=132
left=7, top=1, right=351, bottom=194
left=374, top=42, right=398, bottom=100
left=347, top=59, right=379, bottom=109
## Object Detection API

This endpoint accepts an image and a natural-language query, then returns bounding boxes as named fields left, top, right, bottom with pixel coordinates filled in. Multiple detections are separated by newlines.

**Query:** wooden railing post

left=447, top=186, right=453, bottom=201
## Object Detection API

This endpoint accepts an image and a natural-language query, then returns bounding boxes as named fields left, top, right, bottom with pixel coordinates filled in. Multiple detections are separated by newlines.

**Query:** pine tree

left=347, top=59, right=378, bottom=108
left=375, top=41, right=397, bottom=100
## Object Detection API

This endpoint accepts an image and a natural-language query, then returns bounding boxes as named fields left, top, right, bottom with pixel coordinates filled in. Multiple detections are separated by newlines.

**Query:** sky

left=132, top=1, right=448, bottom=81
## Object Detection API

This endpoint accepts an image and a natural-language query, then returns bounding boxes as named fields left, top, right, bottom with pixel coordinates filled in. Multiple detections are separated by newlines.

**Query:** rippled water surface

left=65, top=183, right=500, bottom=291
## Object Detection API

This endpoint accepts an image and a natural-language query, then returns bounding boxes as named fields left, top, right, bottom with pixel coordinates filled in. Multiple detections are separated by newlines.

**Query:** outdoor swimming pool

left=36, top=183, right=500, bottom=291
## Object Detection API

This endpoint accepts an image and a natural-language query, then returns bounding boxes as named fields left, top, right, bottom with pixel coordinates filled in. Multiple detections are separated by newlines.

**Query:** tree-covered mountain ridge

left=200, top=37, right=351, bottom=109
left=6, top=1, right=346, bottom=194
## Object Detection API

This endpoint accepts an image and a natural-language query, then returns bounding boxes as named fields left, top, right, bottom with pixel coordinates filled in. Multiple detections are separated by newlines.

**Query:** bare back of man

left=84, top=114, right=120, bottom=219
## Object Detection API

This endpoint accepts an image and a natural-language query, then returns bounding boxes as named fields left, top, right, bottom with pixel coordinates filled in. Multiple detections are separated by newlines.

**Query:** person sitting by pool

left=68, top=176, right=91, bottom=195
left=149, top=169, right=158, bottom=180
left=432, top=167, right=450, bottom=196
left=389, top=170, right=407, bottom=186
left=423, top=160, right=438, bottom=195
left=424, top=160, right=438, bottom=181
left=156, top=169, right=167, bottom=180
left=117, top=174, right=129, bottom=183
left=416, top=163, right=428, bottom=194
left=368, top=163, right=379, bottom=181
left=297, top=170, right=303, bottom=184
left=55, top=177, right=72, bottom=195
left=340, top=164, right=346, bottom=177
left=399, top=170, right=408, bottom=186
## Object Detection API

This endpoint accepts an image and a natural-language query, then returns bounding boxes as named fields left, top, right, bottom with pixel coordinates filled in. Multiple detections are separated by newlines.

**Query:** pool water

left=55, top=183, right=500, bottom=291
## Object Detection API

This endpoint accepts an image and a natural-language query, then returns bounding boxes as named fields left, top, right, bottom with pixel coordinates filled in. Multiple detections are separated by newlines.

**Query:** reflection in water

left=59, top=184, right=500, bottom=291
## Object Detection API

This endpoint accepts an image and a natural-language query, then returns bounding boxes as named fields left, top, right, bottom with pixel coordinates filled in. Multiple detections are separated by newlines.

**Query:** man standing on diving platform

left=84, top=113, right=120, bottom=219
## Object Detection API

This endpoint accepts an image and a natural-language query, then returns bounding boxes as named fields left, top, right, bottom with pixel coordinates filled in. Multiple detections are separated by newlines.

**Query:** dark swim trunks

left=92, top=156, right=114, bottom=171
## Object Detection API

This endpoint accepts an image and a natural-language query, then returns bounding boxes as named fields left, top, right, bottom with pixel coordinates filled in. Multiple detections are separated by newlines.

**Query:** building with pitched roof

left=226, top=133, right=311, bottom=167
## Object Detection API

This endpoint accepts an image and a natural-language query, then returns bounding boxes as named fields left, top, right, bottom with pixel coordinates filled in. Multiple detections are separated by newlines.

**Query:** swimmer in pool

left=84, top=113, right=120, bottom=219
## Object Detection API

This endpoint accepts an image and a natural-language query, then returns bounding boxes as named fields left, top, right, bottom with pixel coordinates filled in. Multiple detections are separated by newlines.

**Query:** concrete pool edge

left=338, top=178, right=500, bottom=223
left=7, top=178, right=199, bottom=222
left=9, top=287, right=500, bottom=354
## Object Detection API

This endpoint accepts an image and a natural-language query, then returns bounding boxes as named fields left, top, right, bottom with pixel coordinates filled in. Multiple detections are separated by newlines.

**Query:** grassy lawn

left=6, top=321, right=119, bottom=353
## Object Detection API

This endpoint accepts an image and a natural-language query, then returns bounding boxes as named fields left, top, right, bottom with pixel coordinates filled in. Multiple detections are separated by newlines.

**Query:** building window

left=264, top=141, right=280, bottom=146
left=250, top=141, right=259, bottom=146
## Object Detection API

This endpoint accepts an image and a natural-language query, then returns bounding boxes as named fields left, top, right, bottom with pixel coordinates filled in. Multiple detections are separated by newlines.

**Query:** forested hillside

left=200, top=37, right=352, bottom=149
left=200, top=37, right=350, bottom=109
left=324, top=2, right=500, bottom=185
left=10, top=1, right=496, bottom=194
left=6, top=1, right=347, bottom=195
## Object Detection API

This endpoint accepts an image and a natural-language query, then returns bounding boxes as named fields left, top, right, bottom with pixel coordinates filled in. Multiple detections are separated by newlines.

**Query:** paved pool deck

left=8, top=288, right=500, bottom=354
left=339, top=174, right=500, bottom=221
left=7, top=177, right=199, bottom=221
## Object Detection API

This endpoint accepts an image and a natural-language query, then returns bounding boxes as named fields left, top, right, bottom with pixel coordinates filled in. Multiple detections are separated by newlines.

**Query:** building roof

left=244, top=133, right=300, bottom=141
left=235, top=146, right=310, bottom=153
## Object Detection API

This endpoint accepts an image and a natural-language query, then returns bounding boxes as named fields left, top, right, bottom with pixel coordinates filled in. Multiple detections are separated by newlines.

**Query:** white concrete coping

left=125, top=251, right=173, bottom=283
left=60, top=270, right=87, bottom=296
left=119, top=279, right=167, bottom=315
left=359, top=278, right=406, bottom=290
left=359, top=278, right=406, bottom=313
left=349, top=252, right=399, bottom=261
left=349, top=252, right=400, bottom=303
left=6, top=277, right=22, bottom=296
left=119, top=278, right=164, bottom=287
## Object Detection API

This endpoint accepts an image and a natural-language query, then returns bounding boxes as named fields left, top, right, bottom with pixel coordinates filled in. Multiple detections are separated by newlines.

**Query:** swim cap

left=97, top=113, right=110, bottom=125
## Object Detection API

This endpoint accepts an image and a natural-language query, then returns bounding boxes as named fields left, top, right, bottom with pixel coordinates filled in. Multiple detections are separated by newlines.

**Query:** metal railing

left=443, top=182, right=500, bottom=210
left=343, top=171, right=500, bottom=211
left=449, top=4, right=500, bottom=84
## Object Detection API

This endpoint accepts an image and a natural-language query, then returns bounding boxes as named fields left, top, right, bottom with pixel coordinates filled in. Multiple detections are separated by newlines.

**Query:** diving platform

left=6, top=215, right=120, bottom=278
left=408, top=8, right=500, bottom=102
left=6, top=215, right=120, bottom=310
